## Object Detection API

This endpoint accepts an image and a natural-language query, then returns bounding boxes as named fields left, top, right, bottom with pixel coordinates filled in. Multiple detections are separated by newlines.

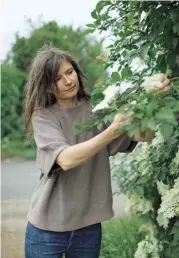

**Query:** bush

left=86, top=1, right=179, bottom=257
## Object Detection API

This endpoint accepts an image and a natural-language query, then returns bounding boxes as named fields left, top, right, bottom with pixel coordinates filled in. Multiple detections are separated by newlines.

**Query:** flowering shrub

left=82, top=1, right=179, bottom=257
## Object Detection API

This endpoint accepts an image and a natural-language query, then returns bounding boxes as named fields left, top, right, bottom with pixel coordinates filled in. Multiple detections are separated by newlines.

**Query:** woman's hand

left=141, top=73, right=171, bottom=94
left=110, top=113, right=155, bottom=142
left=158, top=73, right=171, bottom=92
left=108, top=113, right=128, bottom=139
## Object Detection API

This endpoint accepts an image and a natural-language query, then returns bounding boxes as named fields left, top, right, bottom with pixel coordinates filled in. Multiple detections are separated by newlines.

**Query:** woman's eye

left=68, top=69, right=73, bottom=74
left=57, top=77, right=61, bottom=81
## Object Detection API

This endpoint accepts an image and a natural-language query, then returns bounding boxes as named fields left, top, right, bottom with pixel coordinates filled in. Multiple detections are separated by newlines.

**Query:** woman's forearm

left=56, top=127, right=117, bottom=171
left=56, top=113, right=154, bottom=170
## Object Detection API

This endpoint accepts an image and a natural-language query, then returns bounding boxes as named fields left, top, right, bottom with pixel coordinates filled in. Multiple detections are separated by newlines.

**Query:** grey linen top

left=27, top=99, right=137, bottom=231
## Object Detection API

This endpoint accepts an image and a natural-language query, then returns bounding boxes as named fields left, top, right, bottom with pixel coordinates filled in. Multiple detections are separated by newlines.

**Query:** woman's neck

left=56, top=97, right=80, bottom=108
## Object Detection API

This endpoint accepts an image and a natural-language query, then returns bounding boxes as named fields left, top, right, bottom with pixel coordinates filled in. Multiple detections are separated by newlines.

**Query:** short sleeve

left=32, top=109, right=71, bottom=177
left=108, top=133, right=137, bottom=156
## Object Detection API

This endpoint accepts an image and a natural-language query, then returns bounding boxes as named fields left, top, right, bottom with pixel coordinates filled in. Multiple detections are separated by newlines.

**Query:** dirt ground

left=1, top=200, right=30, bottom=258
left=1, top=195, right=127, bottom=258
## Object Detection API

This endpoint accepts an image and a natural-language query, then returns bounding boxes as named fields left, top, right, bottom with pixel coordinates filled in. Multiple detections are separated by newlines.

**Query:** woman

left=24, top=46, right=170, bottom=258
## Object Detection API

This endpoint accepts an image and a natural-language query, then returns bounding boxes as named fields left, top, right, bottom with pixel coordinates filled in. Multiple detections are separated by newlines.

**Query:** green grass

left=100, top=216, right=142, bottom=258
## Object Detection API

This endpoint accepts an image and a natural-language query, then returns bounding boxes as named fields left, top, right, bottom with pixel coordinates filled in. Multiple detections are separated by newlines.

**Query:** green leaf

left=173, top=22, right=179, bottom=34
left=97, top=123, right=103, bottom=131
left=86, top=23, right=96, bottom=28
left=140, top=118, right=149, bottom=130
left=91, top=10, right=98, bottom=19
left=138, top=93, right=147, bottom=102
left=115, top=124, right=126, bottom=134
left=135, top=186, right=144, bottom=196
left=161, top=96, right=178, bottom=108
left=146, top=99, right=158, bottom=116
left=85, top=28, right=96, bottom=34
left=111, top=72, right=121, bottom=82
left=96, top=0, right=111, bottom=12
left=121, top=67, right=132, bottom=80
left=104, top=113, right=115, bottom=124
left=127, top=12, right=134, bottom=24
left=148, top=29, right=158, bottom=42
left=133, top=112, right=144, bottom=119
left=173, top=39, right=178, bottom=50
left=157, top=55, right=167, bottom=73
left=162, top=96, right=176, bottom=102
left=167, top=53, right=177, bottom=68
left=155, top=108, right=177, bottom=126
left=170, top=10, right=179, bottom=23
left=127, top=124, right=140, bottom=137
left=147, top=120, right=157, bottom=131
left=139, top=45, right=149, bottom=61
left=159, top=123, right=174, bottom=138
left=173, top=102, right=179, bottom=112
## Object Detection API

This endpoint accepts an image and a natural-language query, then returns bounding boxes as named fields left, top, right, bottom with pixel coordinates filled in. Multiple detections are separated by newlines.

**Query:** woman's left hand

left=158, top=73, right=171, bottom=93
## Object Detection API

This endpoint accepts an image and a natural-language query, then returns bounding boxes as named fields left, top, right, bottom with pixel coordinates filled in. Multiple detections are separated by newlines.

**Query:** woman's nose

left=63, top=75, right=71, bottom=85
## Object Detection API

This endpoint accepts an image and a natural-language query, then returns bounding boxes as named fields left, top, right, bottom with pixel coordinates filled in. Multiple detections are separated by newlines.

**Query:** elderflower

left=119, top=81, right=134, bottom=94
left=140, top=11, right=147, bottom=23
left=135, top=223, right=162, bottom=258
left=92, top=99, right=109, bottom=112
left=126, top=193, right=154, bottom=215
left=140, top=74, right=163, bottom=93
left=130, top=100, right=137, bottom=105
left=151, top=131, right=164, bottom=147
left=103, top=84, right=120, bottom=103
left=157, top=181, right=170, bottom=196
left=134, top=234, right=161, bottom=258
left=92, top=84, right=120, bottom=112
left=130, top=57, right=148, bottom=73
left=157, top=177, right=179, bottom=229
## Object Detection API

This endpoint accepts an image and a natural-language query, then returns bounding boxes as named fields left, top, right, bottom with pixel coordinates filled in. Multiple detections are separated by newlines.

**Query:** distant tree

left=1, top=63, right=25, bottom=138
left=7, top=20, right=106, bottom=90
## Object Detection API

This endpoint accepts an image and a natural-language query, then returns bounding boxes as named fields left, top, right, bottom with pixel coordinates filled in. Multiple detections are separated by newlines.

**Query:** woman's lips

left=66, top=86, right=75, bottom=91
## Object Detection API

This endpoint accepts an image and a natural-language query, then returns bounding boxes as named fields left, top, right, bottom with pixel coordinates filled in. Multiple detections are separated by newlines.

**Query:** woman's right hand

left=108, top=113, right=127, bottom=139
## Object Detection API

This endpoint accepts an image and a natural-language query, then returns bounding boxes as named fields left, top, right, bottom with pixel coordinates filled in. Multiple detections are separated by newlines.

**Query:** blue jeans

left=25, top=222, right=102, bottom=258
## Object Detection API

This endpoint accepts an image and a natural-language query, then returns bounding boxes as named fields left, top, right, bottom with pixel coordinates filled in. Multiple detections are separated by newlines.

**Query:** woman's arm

left=56, top=113, right=155, bottom=171
left=56, top=117, right=126, bottom=171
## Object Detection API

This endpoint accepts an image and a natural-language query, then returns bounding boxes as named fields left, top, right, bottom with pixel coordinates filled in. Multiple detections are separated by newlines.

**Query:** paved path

left=2, top=160, right=40, bottom=200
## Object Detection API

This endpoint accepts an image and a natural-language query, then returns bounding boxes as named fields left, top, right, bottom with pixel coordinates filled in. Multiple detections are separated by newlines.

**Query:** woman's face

left=53, top=60, right=79, bottom=101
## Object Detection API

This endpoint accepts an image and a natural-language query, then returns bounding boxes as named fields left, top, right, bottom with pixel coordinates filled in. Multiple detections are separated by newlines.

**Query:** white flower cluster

left=140, top=74, right=163, bottom=93
left=130, top=57, right=148, bottom=73
left=92, top=84, right=120, bottom=112
left=157, top=177, right=179, bottom=229
left=119, top=81, right=133, bottom=94
left=151, top=131, right=165, bottom=147
left=140, top=11, right=147, bottom=23
left=157, top=181, right=170, bottom=196
left=103, top=84, right=120, bottom=103
left=92, top=81, right=134, bottom=112
left=126, top=193, right=154, bottom=215
left=134, top=232, right=161, bottom=258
